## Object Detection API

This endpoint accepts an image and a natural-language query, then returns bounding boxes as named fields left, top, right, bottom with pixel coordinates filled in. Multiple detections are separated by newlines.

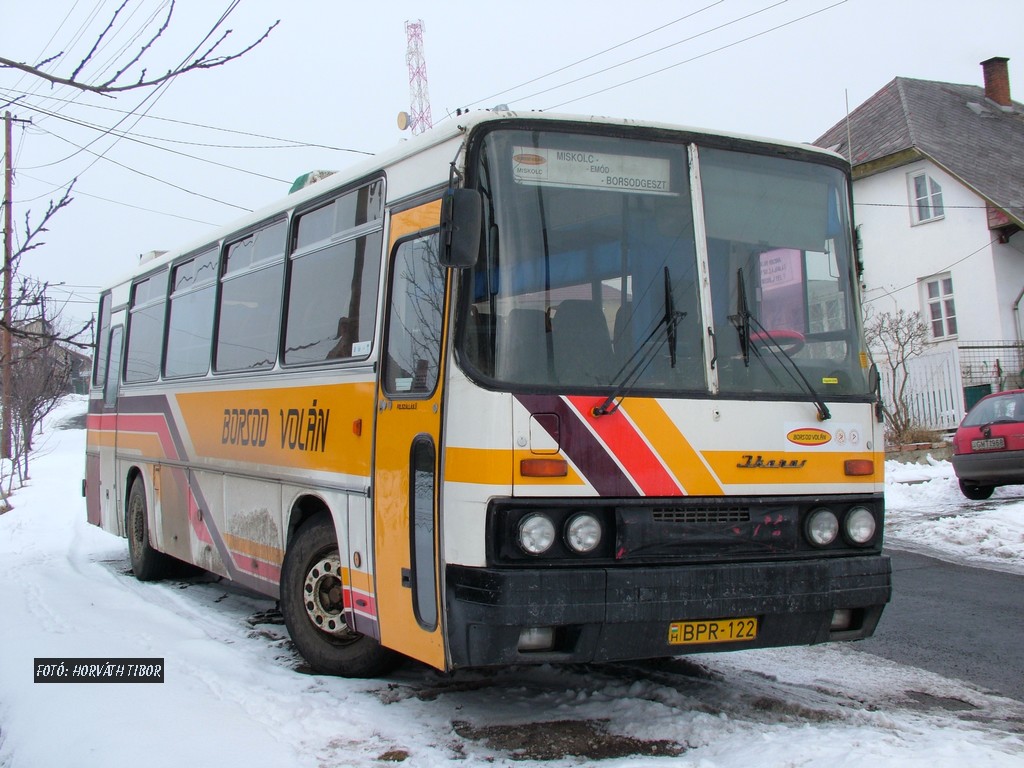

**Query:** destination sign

left=512, top=147, right=672, bottom=194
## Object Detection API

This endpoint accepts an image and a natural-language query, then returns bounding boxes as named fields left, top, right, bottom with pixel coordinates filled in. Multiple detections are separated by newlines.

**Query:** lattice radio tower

left=404, top=20, right=433, bottom=134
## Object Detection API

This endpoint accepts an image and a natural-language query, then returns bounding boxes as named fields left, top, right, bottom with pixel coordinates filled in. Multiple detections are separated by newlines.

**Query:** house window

left=910, top=172, right=944, bottom=224
left=923, top=275, right=957, bottom=339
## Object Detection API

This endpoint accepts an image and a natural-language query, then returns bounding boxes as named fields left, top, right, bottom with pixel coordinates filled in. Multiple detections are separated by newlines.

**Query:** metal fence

left=875, top=341, right=1024, bottom=435
left=958, top=340, right=1024, bottom=394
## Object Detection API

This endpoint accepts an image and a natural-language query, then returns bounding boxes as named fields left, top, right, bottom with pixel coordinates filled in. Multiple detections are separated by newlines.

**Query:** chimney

left=980, top=56, right=1012, bottom=108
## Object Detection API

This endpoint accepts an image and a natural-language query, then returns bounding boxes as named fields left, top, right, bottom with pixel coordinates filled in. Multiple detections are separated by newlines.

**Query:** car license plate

left=971, top=437, right=1005, bottom=451
left=668, top=617, right=758, bottom=645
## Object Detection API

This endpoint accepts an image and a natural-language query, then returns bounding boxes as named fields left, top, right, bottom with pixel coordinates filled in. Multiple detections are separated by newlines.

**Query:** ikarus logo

left=787, top=428, right=832, bottom=446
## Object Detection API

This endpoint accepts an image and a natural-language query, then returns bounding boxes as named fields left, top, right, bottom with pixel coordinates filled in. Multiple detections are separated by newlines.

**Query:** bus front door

left=373, top=200, right=448, bottom=669
left=98, top=326, right=124, bottom=533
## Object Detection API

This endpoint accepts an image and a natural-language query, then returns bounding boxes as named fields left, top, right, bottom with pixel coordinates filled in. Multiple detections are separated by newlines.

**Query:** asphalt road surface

left=856, top=549, right=1024, bottom=702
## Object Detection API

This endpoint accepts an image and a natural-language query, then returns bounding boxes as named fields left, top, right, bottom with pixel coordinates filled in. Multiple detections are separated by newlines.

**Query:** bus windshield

left=459, top=128, right=869, bottom=398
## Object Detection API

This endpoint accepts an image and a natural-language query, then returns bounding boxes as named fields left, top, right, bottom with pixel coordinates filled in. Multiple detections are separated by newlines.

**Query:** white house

left=815, top=57, right=1024, bottom=430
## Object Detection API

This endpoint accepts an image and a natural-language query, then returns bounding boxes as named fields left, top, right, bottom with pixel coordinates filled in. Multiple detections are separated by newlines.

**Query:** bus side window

left=103, top=327, right=124, bottom=407
left=283, top=231, right=383, bottom=365
left=383, top=232, right=444, bottom=396
left=165, top=247, right=217, bottom=378
left=283, top=182, right=384, bottom=366
left=124, top=272, right=167, bottom=383
left=93, top=293, right=112, bottom=388
left=215, top=220, right=286, bottom=372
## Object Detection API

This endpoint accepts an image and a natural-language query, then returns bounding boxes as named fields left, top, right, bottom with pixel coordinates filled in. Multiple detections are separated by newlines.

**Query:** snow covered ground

left=886, top=457, right=1024, bottom=575
left=1, top=397, right=1022, bottom=767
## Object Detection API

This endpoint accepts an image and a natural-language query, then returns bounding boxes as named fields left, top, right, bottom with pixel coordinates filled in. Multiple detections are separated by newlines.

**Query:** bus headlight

left=518, top=513, right=556, bottom=555
left=844, top=506, right=876, bottom=545
left=565, top=513, right=602, bottom=554
left=806, top=508, right=839, bottom=547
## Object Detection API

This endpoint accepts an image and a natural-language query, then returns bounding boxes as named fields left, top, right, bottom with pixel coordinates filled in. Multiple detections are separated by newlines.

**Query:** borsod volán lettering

left=280, top=399, right=330, bottom=453
left=222, top=408, right=270, bottom=447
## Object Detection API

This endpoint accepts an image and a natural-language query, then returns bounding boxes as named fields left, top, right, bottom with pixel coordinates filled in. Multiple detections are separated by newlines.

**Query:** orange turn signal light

left=520, top=458, right=568, bottom=478
left=844, top=459, right=875, bottom=476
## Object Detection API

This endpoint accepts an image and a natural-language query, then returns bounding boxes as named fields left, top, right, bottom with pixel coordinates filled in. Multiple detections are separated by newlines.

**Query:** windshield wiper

left=748, top=315, right=831, bottom=422
left=729, top=268, right=830, bottom=422
left=728, top=268, right=751, bottom=365
left=664, top=265, right=679, bottom=368
left=593, top=266, right=685, bottom=417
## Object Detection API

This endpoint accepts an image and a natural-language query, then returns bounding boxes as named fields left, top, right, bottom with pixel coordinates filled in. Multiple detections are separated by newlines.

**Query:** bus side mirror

left=868, top=362, right=884, bottom=423
left=439, top=189, right=482, bottom=269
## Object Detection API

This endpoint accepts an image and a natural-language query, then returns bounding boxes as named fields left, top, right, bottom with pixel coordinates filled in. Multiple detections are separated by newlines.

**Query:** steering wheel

left=751, top=329, right=805, bottom=354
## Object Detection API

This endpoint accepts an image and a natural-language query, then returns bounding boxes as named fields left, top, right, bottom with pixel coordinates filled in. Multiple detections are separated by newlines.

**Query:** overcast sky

left=2, top=0, right=1021, bottom=327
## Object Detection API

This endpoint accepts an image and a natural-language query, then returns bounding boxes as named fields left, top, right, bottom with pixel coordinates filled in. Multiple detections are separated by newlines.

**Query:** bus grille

left=651, top=507, right=751, bottom=524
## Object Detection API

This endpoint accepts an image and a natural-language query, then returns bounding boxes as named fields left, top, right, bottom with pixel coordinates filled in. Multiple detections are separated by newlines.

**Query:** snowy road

left=1, top=400, right=1022, bottom=767
left=857, top=549, right=1024, bottom=702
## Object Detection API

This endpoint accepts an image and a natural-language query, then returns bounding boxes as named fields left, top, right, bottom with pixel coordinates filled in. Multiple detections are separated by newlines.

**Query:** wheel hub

left=302, top=553, right=353, bottom=637
left=129, top=495, right=145, bottom=546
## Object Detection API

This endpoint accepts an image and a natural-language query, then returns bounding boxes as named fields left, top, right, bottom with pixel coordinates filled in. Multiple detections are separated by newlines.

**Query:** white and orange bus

left=85, top=111, right=890, bottom=677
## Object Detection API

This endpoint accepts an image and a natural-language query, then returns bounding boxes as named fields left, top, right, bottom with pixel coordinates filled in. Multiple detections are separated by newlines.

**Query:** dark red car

left=951, top=388, right=1024, bottom=500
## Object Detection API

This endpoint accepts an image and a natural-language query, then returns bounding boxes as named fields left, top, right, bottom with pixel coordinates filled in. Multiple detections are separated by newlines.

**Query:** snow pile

left=0, top=397, right=1022, bottom=767
left=885, top=455, right=1024, bottom=574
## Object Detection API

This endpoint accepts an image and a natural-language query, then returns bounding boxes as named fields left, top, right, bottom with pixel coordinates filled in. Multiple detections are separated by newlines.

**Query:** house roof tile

left=814, top=76, right=1024, bottom=225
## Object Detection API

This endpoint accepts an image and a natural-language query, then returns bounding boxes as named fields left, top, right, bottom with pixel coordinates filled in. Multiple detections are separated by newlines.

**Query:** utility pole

left=3, top=112, right=31, bottom=460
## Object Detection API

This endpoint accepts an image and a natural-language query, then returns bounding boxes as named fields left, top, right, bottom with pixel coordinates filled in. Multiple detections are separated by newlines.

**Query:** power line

left=863, top=237, right=1001, bottom=304
left=11, top=3, right=250, bottom=189
left=508, top=1, right=788, bottom=109
left=0, top=87, right=373, bottom=155
left=462, top=1, right=726, bottom=110
left=34, top=125, right=253, bottom=212
left=20, top=102, right=290, bottom=183
left=16, top=169, right=219, bottom=225
left=857, top=201, right=1024, bottom=214
left=544, top=1, right=847, bottom=112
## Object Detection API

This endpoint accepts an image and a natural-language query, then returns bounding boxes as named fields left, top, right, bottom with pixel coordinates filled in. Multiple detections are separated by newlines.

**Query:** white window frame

left=921, top=273, right=957, bottom=340
left=908, top=171, right=944, bottom=224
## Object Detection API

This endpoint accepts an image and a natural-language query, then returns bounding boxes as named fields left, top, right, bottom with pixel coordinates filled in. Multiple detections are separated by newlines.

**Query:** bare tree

left=2, top=182, right=90, bottom=347
left=0, top=3, right=277, bottom=498
left=0, top=182, right=86, bottom=503
left=864, top=309, right=929, bottom=445
left=0, top=1, right=278, bottom=98
left=6, top=317, right=75, bottom=489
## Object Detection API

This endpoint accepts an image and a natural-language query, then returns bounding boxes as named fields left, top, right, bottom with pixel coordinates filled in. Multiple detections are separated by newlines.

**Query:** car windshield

left=963, top=392, right=1024, bottom=426
left=457, top=127, right=870, bottom=399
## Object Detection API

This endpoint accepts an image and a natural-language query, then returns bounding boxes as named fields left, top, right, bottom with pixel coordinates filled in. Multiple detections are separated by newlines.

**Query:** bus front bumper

left=444, top=555, right=891, bottom=669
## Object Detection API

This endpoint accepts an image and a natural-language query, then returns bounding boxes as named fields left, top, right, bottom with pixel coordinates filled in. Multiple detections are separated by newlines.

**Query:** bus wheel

left=280, top=514, right=400, bottom=678
left=126, top=477, right=174, bottom=581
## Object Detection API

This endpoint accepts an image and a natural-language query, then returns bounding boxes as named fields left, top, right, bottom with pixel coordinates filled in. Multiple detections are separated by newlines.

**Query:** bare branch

left=0, top=274, right=93, bottom=354
left=0, top=5, right=278, bottom=96
left=13, top=181, right=76, bottom=260
left=100, top=0, right=174, bottom=89
left=34, top=52, right=64, bottom=70
left=71, top=0, right=131, bottom=82
left=0, top=94, right=25, bottom=112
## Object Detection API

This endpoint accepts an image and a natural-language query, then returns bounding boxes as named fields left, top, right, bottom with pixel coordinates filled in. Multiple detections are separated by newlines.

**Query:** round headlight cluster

left=518, top=514, right=556, bottom=555
left=566, top=514, right=602, bottom=553
left=517, top=512, right=603, bottom=556
left=806, top=508, right=840, bottom=546
left=805, top=506, right=877, bottom=547
left=845, top=506, right=877, bottom=544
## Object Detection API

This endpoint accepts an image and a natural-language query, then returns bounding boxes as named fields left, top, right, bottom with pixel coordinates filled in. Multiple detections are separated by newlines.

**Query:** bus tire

left=126, top=477, right=175, bottom=581
left=280, top=513, right=400, bottom=678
